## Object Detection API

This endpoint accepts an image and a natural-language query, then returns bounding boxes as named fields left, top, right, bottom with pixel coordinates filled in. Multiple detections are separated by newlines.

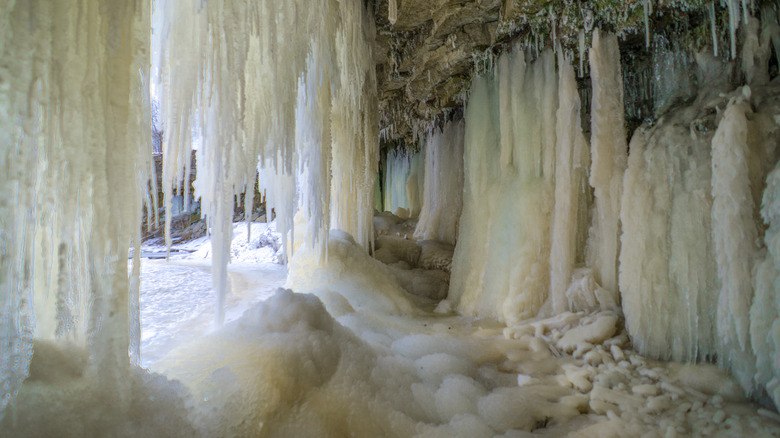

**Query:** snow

left=136, top=221, right=286, bottom=368
left=5, top=235, right=780, bottom=436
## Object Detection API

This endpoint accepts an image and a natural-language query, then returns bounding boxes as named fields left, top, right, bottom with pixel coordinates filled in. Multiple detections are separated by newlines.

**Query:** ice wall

left=753, top=160, right=780, bottom=409
left=156, top=0, right=379, bottom=321
left=620, top=97, right=720, bottom=363
left=414, top=120, right=466, bottom=245
left=448, top=48, right=560, bottom=324
left=0, top=0, right=151, bottom=416
left=383, top=149, right=425, bottom=219
left=620, top=44, right=780, bottom=405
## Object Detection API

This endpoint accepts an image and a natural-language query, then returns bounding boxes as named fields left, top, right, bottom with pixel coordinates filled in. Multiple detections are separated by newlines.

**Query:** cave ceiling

left=373, top=0, right=711, bottom=146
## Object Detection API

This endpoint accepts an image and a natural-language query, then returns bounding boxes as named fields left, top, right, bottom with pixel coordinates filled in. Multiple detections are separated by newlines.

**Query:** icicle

left=644, top=0, right=652, bottom=49
left=498, top=52, right=515, bottom=170
left=578, top=30, right=586, bottom=77
left=246, top=176, right=254, bottom=244
left=728, top=0, right=740, bottom=59
left=551, top=7, right=557, bottom=54
left=710, top=2, right=719, bottom=57
left=741, top=16, right=771, bottom=85
left=129, top=236, right=142, bottom=366
left=389, top=0, right=398, bottom=25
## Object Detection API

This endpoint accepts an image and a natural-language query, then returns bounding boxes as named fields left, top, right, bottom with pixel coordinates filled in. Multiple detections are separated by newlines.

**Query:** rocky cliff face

left=374, top=0, right=715, bottom=145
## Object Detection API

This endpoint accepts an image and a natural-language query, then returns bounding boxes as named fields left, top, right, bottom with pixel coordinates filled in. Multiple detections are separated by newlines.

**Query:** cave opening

left=2, top=0, right=780, bottom=437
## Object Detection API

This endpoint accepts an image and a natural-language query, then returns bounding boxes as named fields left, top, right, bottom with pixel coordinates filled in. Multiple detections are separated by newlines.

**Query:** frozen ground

left=4, top=220, right=780, bottom=437
left=136, top=221, right=286, bottom=368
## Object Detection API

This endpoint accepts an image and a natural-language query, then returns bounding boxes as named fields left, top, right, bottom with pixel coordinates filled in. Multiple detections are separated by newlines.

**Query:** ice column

left=383, top=149, right=424, bottom=219
left=414, top=120, right=466, bottom=245
left=549, top=53, right=590, bottom=314
left=710, top=98, right=759, bottom=390
left=449, top=49, right=558, bottom=324
left=1, top=0, right=151, bottom=416
left=586, top=30, right=627, bottom=298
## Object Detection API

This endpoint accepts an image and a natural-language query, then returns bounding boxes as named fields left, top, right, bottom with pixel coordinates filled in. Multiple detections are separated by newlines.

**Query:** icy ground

left=136, top=221, right=286, bottom=368
left=4, top=218, right=780, bottom=437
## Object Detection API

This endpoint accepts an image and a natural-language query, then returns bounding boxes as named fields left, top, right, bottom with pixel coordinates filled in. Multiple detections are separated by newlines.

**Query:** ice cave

left=4, top=0, right=780, bottom=436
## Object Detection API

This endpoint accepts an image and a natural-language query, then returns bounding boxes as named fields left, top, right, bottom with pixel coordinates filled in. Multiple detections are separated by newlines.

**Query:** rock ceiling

left=372, top=0, right=709, bottom=145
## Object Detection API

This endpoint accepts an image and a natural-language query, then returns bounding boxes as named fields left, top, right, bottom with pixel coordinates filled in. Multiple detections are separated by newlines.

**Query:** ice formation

left=1, top=0, right=378, bottom=423
left=414, top=120, right=465, bottom=245
left=0, top=0, right=151, bottom=416
left=383, top=148, right=425, bottom=218
left=753, top=161, right=780, bottom=408
left=550, top=53, right=591, bottom=314
left=155, top=0, right=378, bottom=321
left=448, top=47, right=558, bottom=324
left=619, top=33, right=780, bottom=407
left=585, top=30, right=626, bottom=300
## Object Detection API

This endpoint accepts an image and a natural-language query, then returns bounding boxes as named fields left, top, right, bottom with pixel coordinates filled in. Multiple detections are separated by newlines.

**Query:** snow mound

left=288, top=230, right=418, bottom=316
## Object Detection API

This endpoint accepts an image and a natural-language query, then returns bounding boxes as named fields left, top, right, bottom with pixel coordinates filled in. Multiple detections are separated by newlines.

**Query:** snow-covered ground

left=6, top=221, right=780, bottom=437
left=136, top=221, right=286, bottom=368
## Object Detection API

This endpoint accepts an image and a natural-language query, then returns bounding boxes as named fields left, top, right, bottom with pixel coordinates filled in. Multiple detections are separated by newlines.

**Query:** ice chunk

left=556, top=312, right=618, bottom=354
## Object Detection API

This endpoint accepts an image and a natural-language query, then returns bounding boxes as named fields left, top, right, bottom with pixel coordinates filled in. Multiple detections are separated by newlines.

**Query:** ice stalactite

left=578, top=30, right=587, bottom=77
left=389, top=0, right=398, bottom=25
left=157, top=0, right=379, bottom=320
left=549, top=52, right=591, bottom=314
left=710, top=2, right=719, bottom=57
left=586, top=30, right=626, bottom=301
left=643, top=0, right=653, bottom=49
left=449, top=48, right=558, bottom=324
left=414, top=120, right=465, bottom=246
left=727, top=0, right=741, bottom=59
left=741, top=13, right=776, bottom=86
left=1, top=0, right=151, bottom=416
